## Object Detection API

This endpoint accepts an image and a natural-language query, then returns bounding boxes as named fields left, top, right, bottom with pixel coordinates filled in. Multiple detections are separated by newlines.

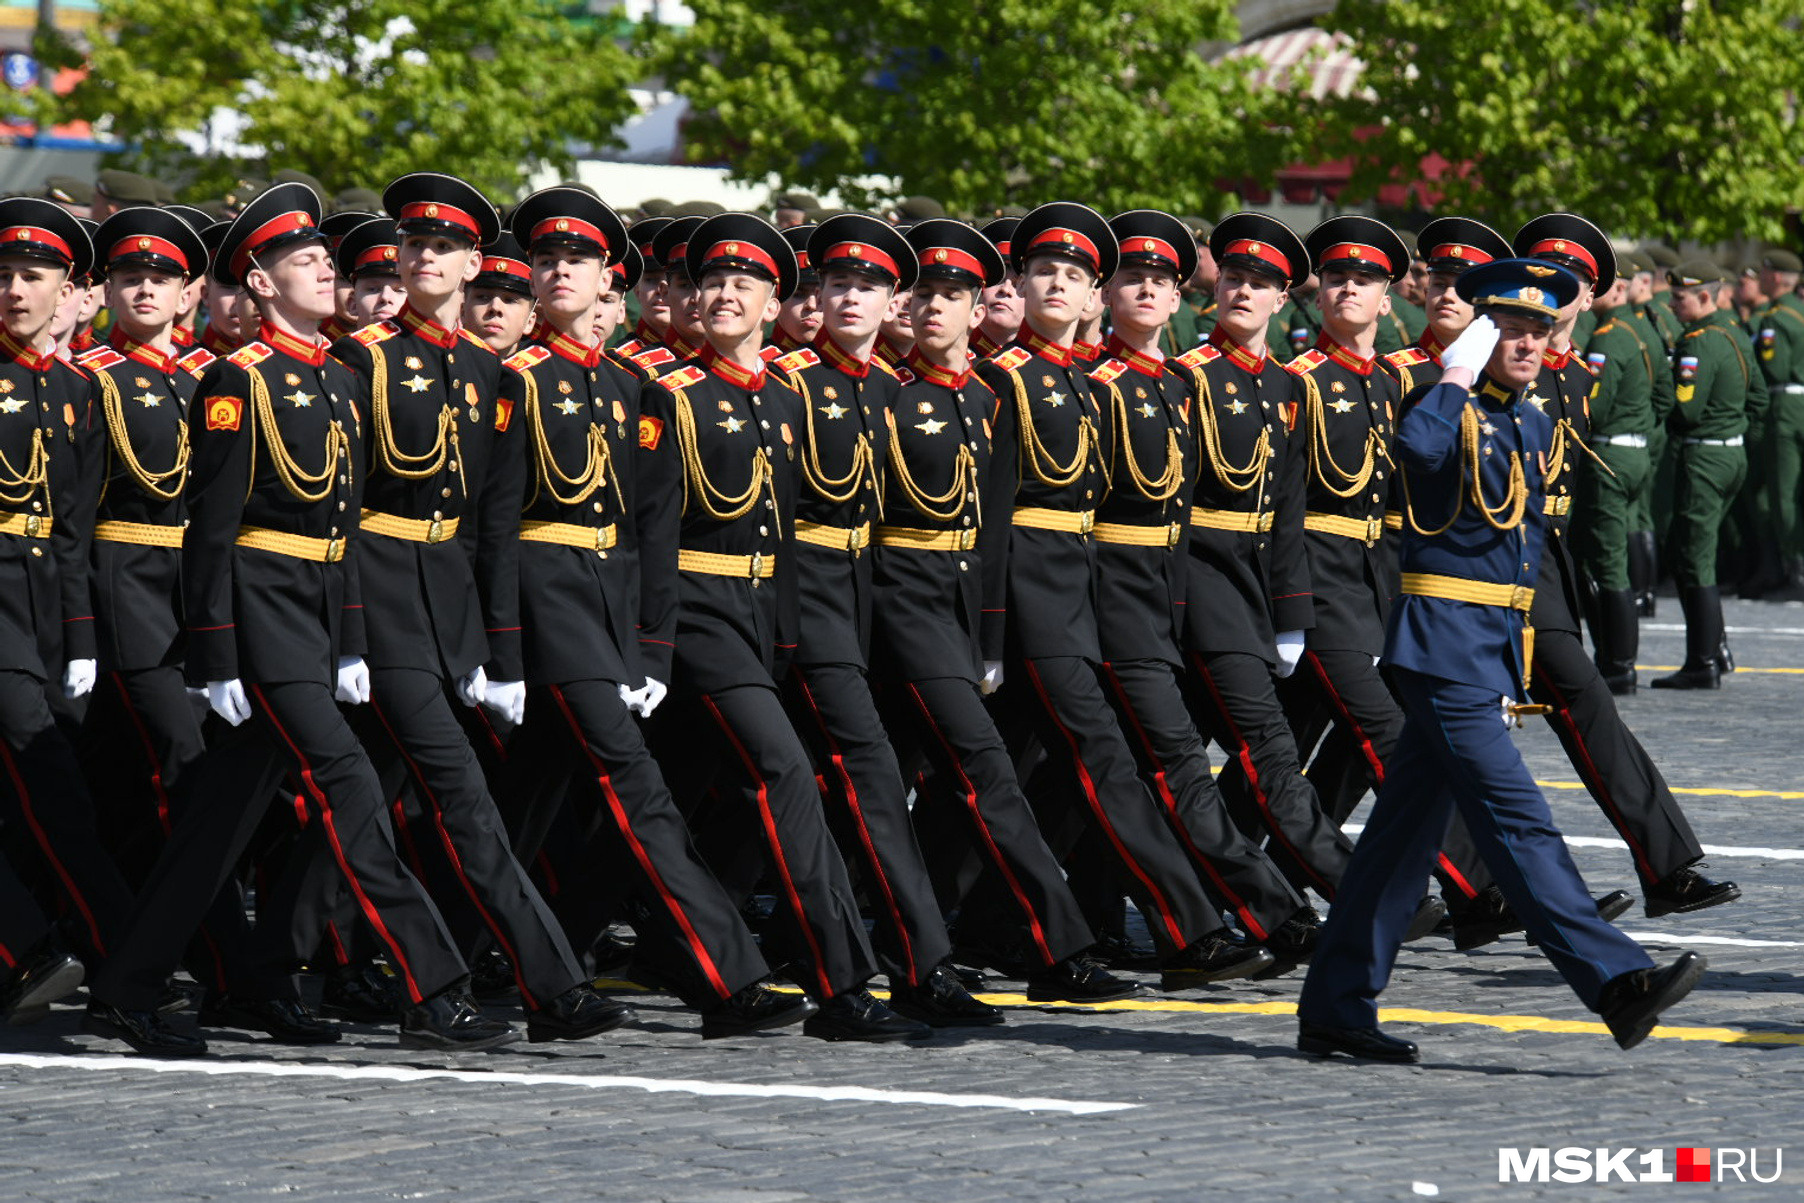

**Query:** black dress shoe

left=802, top=988, right=931, bottom=1042
left=887, top=964, right=1004, bottom=1028
left=1, top=946, right=83, bottom=1024
left=589, top=929, right=637, bottom=976
left=209, top=997, right=341, bottom=1045
left=1298, top=1021, right=1419, bottom=1063
left=1599, top=951, right=1708, bottom=1050
left=1403, top=895, right=1448, bottom=942
left=1089, top=931, right=1159, bottom=971
left=699, top=981, right=817, bottom=1039
left=1251, top=907, right=1321, bottom=980
left=1025, top=955, right=1142, bottom=1003
left=1449, top=885, right=1523, bottom=950
left=1594, top=890, right=1635, bottom=923
left=157, top=982, right=197, bottom=1015
left=399, top=991, right=520, bottom=1051
left=83, top=1001, right=208, bottom=1056
left=946, top=962, right=988, bottom=991
left=1160, top=933, right=1276, bottom=990
left=319, top=962, right=402, bottom=1021
left=1649, top=663, right=1719, bottom=690
left=1644, top=866, right=1741, bottom=918
left=527, top=983, right=634, bottom=1043
left=468, top=950, right=520, bottom=1004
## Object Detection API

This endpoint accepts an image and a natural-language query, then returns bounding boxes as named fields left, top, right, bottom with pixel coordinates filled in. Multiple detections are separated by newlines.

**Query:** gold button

left=29, top=546, right=41, bottom=557
left=759, top=525, right=769, bottom=536
left=593, top=502, right=604, bottom=513
left=330, top=526, right=340, bottom=536
left=432, top=510, right=443, bottom=521
left=337, top=501, right=346, bottom=511
left=441, top=488, right=452, bottom=498
left=447, top=461, right=458, bottom=471
left=958, top=561, right=969, bottom=571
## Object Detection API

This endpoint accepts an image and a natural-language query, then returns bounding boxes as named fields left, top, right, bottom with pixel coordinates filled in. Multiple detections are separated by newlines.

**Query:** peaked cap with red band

left=211, top=181, right=324, bottom=286
left=1108, top=208, right=1197, bottom=282
left=979, top=216, right=1020, bottom=262
left=807, top=213, right=918, bottom=291
left=470, top=229, right=533, bottom=297
left=334, top=217, right=401, bottom=280
left=1305, top=214, right=1410, bottom=285
left=0, top=196, right=93, bottom=280
left=650, top=214, right=704, bottom=279
left=685, top=212, right=798, bottom=302
left=1513, top=212, right=1615, bottom=293
left=94, top=205, right=208, bottom=280
left=906, top=217, right=1006, bottom=289
left=1416, top=216, right=1512, bottom=276
left=782, top=223, right=819, bottom=285
left=1209, top=211, right=1306, bottom=290
left=509, top=185, right=627, bottom=270
left=384, top=172, right=501, bottom=247
left=1010, top=201, right=1118, bottom=281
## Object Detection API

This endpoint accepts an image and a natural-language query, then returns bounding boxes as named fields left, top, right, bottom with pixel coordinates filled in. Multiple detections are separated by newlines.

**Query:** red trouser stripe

left=701, top=692, right=834, bottom=998
left=0, top=740, right=104, bottom=955
left=1305, top=651, right=1387, bottom=785
left=1023, top=660, right=1189, bottom=951
left=552, top=686, right=730, bottom=1000
left=111, top=673, right=173, bottom=834
left=250, top=684, right=425, bottom=1004
left=793, top=669, right=920, bottom=985
left=1539, top=671, right=1657, bottom=883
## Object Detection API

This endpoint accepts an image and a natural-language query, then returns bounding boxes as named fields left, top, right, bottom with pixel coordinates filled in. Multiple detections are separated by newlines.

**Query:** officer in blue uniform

left=1296, top=259, right=1706, bottom=1063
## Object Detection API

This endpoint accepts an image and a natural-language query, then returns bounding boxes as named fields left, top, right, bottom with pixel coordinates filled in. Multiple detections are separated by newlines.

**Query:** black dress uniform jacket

left=1527, top=348, right=1595, bottom=636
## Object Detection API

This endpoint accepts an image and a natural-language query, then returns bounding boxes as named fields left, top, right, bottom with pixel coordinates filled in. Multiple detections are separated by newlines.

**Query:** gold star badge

left=820, top=402, right=848, bottom=420
left=718, top=416, right=746, bottom=433
left=1044, top=390, right=1067, bottom=407
left=0, top=397, right=25, bottom=414
left=1227, top=399, right=1248, bottom=415
left=285, top=390, right=315, bottom=407
left=555, top=398, right=581, bottom=415
left=1137, top=403, right=1156, bottom=419
left=915, top=417, right=948, bottom=435
left=1329, top=398, right=1355, bottom=413
left=133, top=391, right=161, bottom=408
left=1480, top=419, right=1498, bottom=436
left=402, top=374, right=433, bottom=393
left=1528, top=395, right=1549, bottom=412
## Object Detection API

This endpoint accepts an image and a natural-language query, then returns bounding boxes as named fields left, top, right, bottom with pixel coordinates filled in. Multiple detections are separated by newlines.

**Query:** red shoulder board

left=351, top=322, right=398, bottom=347
left=1285, top=349, right=1328, bottom=376
left=1089, top=358, right=1127, bottom=385
left=177, top=347, right=217, bottom=376
left=638, top=414, right=665, bottom=450
left=504, top=345, right=551, bottom=373
left=659, top=365, right=707, bottom=391
left=773, top=347, right=820, bottom=374
left=228, top=342, right=272, bottom=369
left=990, top=346, right=1032, bottom=372
left=76, top=346, right=125, bottom=371
left=758, top=345, right=782, bottom=363
left=615, top=336, right=648, bottom=358
left=1384, top=347, right=1430, bottom=368
left=631, top=346, right=676, bottom=369
left=891, top=364, right=917, bottom=385
left=1172, top=345, right=1221, bottom=370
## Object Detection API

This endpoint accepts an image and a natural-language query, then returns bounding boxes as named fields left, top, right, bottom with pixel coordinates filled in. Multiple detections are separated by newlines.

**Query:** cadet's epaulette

left=758, top=345, right=782, bottom=364
left=631, top=345, right=677, bottom=369
left=503, top=344, right=551, bottom=373
left=773, top=347, right=820, bottom=374
left=1172, top=344, right=1220, bottom=370
left=1683, top=327, right=1707, bottom=340
left=870, top=354, right=899, bottom=379
left=228, top=341, right=273, bottom=369
left=990, top=346, right=1032, bottom=373
left=891, top=364, right=916, bottom=385
left=659, top=365, right=707, bottom=391
left=459, top=329, right=487, bottom=349
left=1385, top=347, right=1430, bottom=368
left=1285, top=348, right=1328, bottom=375
left=1089, top=358, right=1127, bottom=385
left=76, top=346, right=124, bottom=371
left=177, top=347, right=216, bottom=375
left=351, top=321, right=399, bottom=347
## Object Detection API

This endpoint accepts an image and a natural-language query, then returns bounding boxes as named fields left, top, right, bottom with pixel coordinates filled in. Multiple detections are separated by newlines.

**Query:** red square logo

left=1677, top=1147, right=1711, bottom=1183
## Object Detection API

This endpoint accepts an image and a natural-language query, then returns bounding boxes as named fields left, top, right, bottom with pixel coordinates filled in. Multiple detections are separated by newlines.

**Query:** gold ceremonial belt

left=678, top=548, right=776, bottom=578
left=794, top=519, right=871, bottom=554
left=1305, top=512, right=1386, bottom=545
left=236, top=526, right=347, bottom=563
left=1400, top=572, right=1535, bottom=612
left=0, top=513, right=51, bottom=539
left=361, top=510, right=460, bottom=544
left=875, top=525, right=978, bottom=552
left=1012, top=507, right=1095, bottom=535
left=1189, top=508, right=1273, bottom=534
left=1543, top=495, right=1572, bottom=517
left=518, top=520, right=617, bottom=553
left=94, top=520, right=183, bottom=548
left=1094, top=521, right=1184, bottom=549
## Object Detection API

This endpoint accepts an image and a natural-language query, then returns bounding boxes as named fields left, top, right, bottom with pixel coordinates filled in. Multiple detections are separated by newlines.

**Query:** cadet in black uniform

left=463, top=231, right=537, bottom=360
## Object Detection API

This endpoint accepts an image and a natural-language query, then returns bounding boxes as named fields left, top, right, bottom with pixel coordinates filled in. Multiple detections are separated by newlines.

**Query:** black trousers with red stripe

left=89, top=680, right=468, bottom=1013
left=1281, top=649, right=1404, bottom=827
left=1186, top=651, right=1352, bottom=900
left=884, top=675, right=1093, bottom=972
left=992, top=656, right=1227, bottom=960
left=0, top=851, right=50, bottom=970
left=1099, top=658, right=1306, bottom=941
left=785, top=663, right=951, bottom=987
left=497, top=678, right=768, bottom=1007
left=0, top=669, right=135, bottom=963
left=652, top=682, right=878, bottom=1000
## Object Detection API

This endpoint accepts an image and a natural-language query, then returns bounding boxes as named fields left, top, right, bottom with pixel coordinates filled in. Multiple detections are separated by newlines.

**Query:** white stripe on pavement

left=1344, top=824, right=1804, bottom=861
left=1622, top=931, right=1804, bottom=948
left=1644, top=622, right=1804, bottom=637
left=0, top=1052, right=1135, bottom=1116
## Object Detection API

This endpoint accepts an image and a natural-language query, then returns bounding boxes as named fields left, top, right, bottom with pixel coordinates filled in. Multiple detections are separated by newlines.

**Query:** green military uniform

left=1372, top=294, right=1426, bottom=356
left=1269, top=296, right=1317, bottom=363
left=1160, top=290, right=1205, bottom=355
left=1748, top=251, right=1804, bottom=588
left=1569, top=305, right=1598, bottom=354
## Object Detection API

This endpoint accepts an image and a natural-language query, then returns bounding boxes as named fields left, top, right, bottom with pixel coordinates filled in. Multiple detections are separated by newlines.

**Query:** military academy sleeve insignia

left=638, top=414, right=664, bottom=450
left=1586, top=350, right=1607, bottom=370
left=495, top=397, right=514, bottom=432
left=1760, top=327, right=1777, bottom=360
left=1675, top=353, right=1699, bottom=403
left=205, top=394, right=244, bottom=431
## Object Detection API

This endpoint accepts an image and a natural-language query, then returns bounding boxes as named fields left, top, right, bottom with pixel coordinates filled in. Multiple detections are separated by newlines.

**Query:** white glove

left=637, top=677, right=668, bottom=718
left=61, top=658, right=96, bottom=699
left=185, top=685, right=211, bottom=723
left=482, top=678, right=526, bottom=726
left=1441, top=313, right=1501, bottom=375
left=456, top=665, right=487, bottom=709
left=1501, top=695, right=1515, bottom=729
left=980, top=661, right=1005, bottom=695
left=207, top=679, right=251, bottom=726
left=334, top=655, right=371, bottom=706
left=1273, top=631, right=1305, bottom=679
left=1372, top=654, right=1382, bottom=668
left=617, top=681, right=639, bottom=710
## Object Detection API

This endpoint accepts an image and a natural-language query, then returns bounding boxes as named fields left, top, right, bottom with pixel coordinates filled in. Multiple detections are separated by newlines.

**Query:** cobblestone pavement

left=1, top=600, right=1801, bottom=1201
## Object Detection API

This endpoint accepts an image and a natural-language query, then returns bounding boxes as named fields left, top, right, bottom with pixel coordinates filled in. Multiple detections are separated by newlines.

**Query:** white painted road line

left=1622, top=931, right=1804, bottom=948
left=0, top=1052, right=1136, bottom=1116
left=1344, top=824, right=1804, bottom=861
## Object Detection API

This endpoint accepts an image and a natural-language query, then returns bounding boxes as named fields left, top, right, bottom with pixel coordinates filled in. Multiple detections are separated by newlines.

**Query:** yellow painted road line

left=1535, top=779, right=1804, bottom=801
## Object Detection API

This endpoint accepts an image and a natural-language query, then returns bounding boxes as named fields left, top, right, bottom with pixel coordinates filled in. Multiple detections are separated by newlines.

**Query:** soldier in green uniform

left=1373, top=229, right=1427, bottom=356
left=1621, top=249, right=1677, bottom=614
left=1159, top=217, right=1212, bottom=355
left=1748, top=249, right=1804, bottom=598
left=1653, top=259, right=1758, bottom=689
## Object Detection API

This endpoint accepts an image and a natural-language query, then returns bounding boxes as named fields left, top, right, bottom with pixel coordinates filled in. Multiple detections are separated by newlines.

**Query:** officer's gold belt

left=1305, top=512, right=1386, bottom=545
left=94, top=520, right=181, bottom=547
left=0, top=513, right=51, bottom=539
left=1384, top=511, right=1403, bottom=533
left=875, top=525, right=977, bottom=552
left=361, top=510, right=461, bottom=544
left=235, top=526, right=347, bottom=562
left=1543, top=495, right=1572, bottom=517
left=678, top=548, right=775, bottom=578
left=518, top=520, right=617, bottom=552
left=1188, top=508, right=1272, bottom=534
left=1094, top=521, right=1184, bottom=549
left=794, top=519, right=871, bottom=553
left=1400, top=572, right=1535, bottom=612
left=1012, top=507, right=1095, bottom=535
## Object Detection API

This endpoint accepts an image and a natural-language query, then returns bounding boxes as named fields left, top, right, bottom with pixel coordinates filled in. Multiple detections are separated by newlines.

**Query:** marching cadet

left=875, top=291, right=912, bottom=367
left=485, top=189, right=809, bottom=1039
left=1373, top=229, right=1427, bottom=356
left=1620, top=249, right=1675, bottom=616
left=53, top=225, right=104, bottom=359
left=972, top=217, right=1022, bottom=359
left=1651, top=259, right=1756, bottom=689
left=876, top=218, right=1137, bottom=1006
left=1175, top=213, right=1354, bottom=910
left=770, top=224, right=821, bottom=354
left=637, top=212, right=925, bottom=1040
left=1298, top=260, right=1704, bottom=1063
left=165, top=205, right=216, bottom=349
left=462, top=231, right=536, bottom=359
left=976, top=202, right=1263, bottom=991
left=1071, top=286, right=1106, bottom=364
left=1086, top=209, right=1313, bottom=974
left=84, top=183, right=509, bottom=1056
left=595, top=239, right=639, bottom=346
left=765, top=214, right=1000, bottom=1024
left=333, top=217, right=406, bottom=331
left=319, top=210, right=377, bottom=344
left=0, top=199, right=137, bottom=970
left=1749, top=249, right=1804, bottom=598
left=609, top=215, right=672, bottom=363
left=197, top=221, right=252, bottom=358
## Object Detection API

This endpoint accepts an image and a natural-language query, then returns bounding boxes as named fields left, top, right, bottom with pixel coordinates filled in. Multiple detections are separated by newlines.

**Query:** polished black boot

left=1629, top=530, right=1659, bottom=617
left=1645, top=865, right=1741, bottom=917
left=399, top=989, right=519, bottom=1051
left=801, top=988, right=931, bottom=1042
left=699, top=981, right=818, bottom=1039
left=1600, top=952, right=1707, bottom=1050
left=1651, top=586, right=1722, bottom=689
left=888, top=964, right=1005, bottom=1028
left=526, top=983, right=635, bottom=1043
left=0, top=942, right=83, bottom=1024
left=1592, top=588, right=1641, bottom=694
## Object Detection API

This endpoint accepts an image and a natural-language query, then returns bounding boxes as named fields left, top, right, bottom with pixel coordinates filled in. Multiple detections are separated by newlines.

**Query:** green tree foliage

left=656, top=0, right=1291, bottom=214
left=1311, top=0, right=1804, bottom=242
left=60, top=0, right=639, bottom=198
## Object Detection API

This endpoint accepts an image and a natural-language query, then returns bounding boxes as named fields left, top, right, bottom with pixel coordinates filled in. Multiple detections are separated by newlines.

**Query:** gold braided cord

left=884, top=408, right=975, bottom=524
left=674, top=389, right=772, bottom=521
left=0, top=424, right=48, bottom=510
left=249, top=367, right=347, bottom=503
left=1183, top=365, right=1270, bottom=494
left=1402, top=403, right=1528, bottom=535
left=789, top=370, right=875, bottom=505
left=1009, top=370, right=1093, bottom=489
left=370, top=345, right=466, bottom=495
left=1105, top=379, right=1182, bottom=502
left=99, top=370, right=188, bottom=501
left=520, top=368, right=617, bottom=510
left=1300, top=371, right=1382, bottom=498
